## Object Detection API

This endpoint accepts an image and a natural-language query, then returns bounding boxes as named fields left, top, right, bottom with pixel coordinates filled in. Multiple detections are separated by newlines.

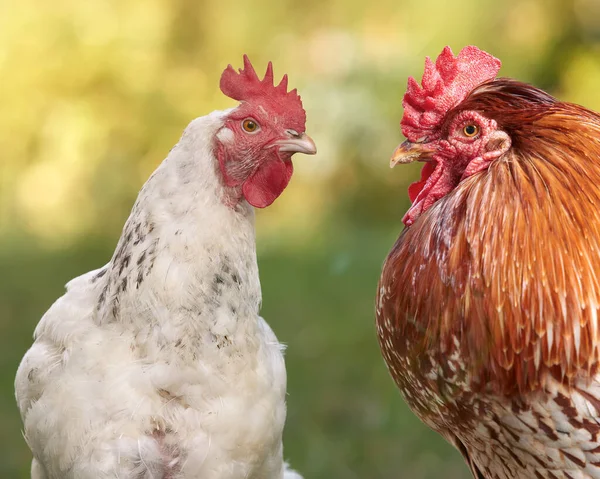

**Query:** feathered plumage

left=378, top=46, right=600, bottom=478
left=15, top=57, right=315, bottom=479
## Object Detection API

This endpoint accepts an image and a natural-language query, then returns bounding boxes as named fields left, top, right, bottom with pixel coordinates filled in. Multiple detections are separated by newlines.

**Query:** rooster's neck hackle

left=379, top=47, right=600, bottom=478
left=379, top=81, right=600, bottom=396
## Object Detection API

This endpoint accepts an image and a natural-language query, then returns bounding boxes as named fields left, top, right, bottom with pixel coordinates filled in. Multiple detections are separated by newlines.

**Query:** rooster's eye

left=242, top=119, right=260, bottom=133
left=463, top=124, right=479, bottom=137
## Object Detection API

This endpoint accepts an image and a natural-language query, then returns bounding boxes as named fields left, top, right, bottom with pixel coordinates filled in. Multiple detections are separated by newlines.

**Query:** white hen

left=15, top=56, right=316, bottom=479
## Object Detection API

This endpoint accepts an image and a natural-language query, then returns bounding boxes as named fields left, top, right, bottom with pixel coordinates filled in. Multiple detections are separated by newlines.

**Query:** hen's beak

left=275, top=132, right=317, bottom=155
left=390, top=140, right=435, bottom=168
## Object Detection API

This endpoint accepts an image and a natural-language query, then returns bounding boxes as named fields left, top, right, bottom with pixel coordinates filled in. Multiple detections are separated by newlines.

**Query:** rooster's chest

left=378, top=322, right=481, bottom=433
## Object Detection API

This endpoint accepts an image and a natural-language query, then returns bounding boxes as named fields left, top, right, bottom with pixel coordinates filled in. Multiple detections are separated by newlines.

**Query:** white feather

left=15, top=109, right=301, bottom=479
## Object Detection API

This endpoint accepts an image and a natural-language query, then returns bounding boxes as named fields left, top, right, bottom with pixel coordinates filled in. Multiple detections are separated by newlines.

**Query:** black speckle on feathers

left=133, top=222, right=146, bottom=246
left=98, top=283, right=108, bottom=309
left=222, top=259, right=231, bottom=274
left=136, top=271, right=144, bottom=289
left=118, top=254, right=131, bottom=275
left=92, top=268, right=107, bottom=283
left=111, top=295, right=120, bottom=320
left=96, top=214, right=159, bottom=318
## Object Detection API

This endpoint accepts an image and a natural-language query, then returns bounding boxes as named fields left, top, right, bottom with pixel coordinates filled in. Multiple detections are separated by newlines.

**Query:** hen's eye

left=242, top=119, right=259, bottom=133
left=463, top=124, right=479, bottom=137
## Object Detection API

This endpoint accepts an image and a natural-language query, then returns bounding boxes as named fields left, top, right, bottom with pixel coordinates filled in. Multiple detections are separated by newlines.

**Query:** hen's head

left=216, top=55, right=316, bottom=208
left=392, top=46, right=508, bottom=226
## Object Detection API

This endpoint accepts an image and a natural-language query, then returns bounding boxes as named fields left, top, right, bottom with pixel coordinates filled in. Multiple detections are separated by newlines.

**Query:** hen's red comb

left=220, top=55, right=306, bottom=132
left=401, top=46, right=501, bottom=142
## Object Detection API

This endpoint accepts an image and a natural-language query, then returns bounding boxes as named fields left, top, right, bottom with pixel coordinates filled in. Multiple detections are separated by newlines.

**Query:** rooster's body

left=15, top=57, right=315, bottom=479
left=377, top=46, right=600, bottom=478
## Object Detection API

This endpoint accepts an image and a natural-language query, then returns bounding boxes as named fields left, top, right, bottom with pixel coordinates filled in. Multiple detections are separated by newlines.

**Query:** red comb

left=401, top=46, right=501, bottom=142
left=220, top=55, right=306, bottom=132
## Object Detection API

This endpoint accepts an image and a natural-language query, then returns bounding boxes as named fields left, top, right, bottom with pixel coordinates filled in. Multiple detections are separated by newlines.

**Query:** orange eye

left=242, top=119, right=259, bottom=133
left=463, top=124, right=479, bottom=137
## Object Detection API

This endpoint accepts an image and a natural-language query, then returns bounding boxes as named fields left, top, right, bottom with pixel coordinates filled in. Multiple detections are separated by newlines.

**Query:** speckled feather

left=377, top=79, right=600, bottom=477
left=15, top=111, right=302, bottom=479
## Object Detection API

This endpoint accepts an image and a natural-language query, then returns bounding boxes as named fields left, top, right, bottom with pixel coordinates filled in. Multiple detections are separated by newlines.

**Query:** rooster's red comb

left=220, top=55, right=306, bottom=132
left=401, top=46, right=501, bottom=142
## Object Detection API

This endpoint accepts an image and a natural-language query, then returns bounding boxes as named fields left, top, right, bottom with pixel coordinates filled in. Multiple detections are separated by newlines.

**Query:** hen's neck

left=95, top=110, right=262, bottom=335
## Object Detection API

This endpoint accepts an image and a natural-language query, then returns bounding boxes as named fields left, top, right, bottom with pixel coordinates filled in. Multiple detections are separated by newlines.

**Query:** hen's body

left=377, top=79, right=600, bottom=478
left=16, top=112, right=297, bottom=479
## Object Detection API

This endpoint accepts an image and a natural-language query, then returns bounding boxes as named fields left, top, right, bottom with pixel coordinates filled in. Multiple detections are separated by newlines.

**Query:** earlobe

left=217, top=127, right=235, bottom=144
left=461, top=131, right=511, bottom=180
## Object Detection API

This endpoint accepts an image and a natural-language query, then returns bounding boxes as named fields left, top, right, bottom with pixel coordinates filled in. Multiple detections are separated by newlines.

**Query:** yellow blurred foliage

left=1, top=0, right=599, bottom=246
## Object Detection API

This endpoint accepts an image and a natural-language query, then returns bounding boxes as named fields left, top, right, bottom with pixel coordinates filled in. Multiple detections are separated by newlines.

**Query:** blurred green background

left=2, top=0, right=600, bottom=477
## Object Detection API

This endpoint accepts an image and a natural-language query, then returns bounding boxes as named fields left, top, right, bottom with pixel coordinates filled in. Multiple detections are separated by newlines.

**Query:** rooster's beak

left=390, top=140, right=435, bottom=168
left=275, top=132, right=317, bottom=155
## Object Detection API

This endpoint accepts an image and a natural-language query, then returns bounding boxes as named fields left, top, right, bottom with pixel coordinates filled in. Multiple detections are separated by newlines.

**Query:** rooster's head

left=392, top=46, right=508, bottom=226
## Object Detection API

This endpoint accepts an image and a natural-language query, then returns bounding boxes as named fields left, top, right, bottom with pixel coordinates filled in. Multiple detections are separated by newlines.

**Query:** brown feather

left=378, top=79, right=600, bottom=398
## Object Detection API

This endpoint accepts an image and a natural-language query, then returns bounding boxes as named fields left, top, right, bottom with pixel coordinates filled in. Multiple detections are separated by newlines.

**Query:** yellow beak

left=275, top=133, right=317, bottom=155
left=390, top=140, right=435, bottom=168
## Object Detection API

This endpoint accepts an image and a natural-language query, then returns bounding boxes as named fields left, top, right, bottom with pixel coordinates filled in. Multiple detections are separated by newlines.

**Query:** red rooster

left=377, top=45, right=600, bottom=478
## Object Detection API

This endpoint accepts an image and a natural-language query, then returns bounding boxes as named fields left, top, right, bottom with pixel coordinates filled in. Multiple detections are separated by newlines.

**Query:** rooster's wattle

left=377, top=45, right=600, bottom=478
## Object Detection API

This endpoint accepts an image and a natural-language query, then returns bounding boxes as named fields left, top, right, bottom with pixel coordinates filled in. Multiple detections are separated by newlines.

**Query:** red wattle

left=242, top=160, right=294, bottom=208
left=408, top=162, right=436, bottom=203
